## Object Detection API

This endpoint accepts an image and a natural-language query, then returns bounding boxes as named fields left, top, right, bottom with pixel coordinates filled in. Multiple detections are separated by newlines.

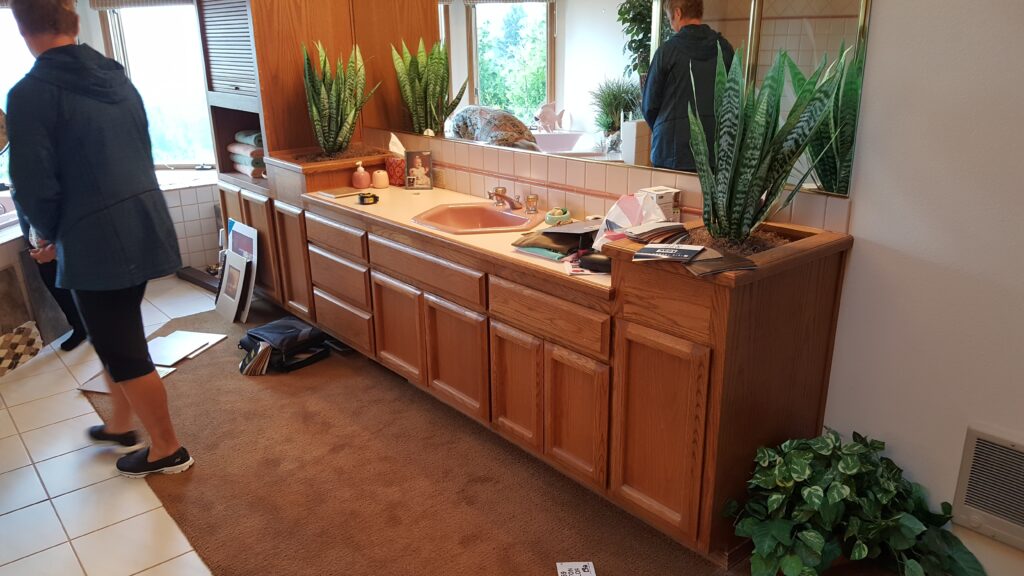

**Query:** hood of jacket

left=671, top=24, right=724, bottom=61
left=27, top=43, right=131, bottom=104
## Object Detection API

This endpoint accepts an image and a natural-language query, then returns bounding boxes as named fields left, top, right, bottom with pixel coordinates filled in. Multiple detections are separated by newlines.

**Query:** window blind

left=90, top=0, right=194, bottom=9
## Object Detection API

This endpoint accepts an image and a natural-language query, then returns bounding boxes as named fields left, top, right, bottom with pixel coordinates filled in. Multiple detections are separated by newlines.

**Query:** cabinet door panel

left=371, top=271, right=426, bottom=386
left=240, top=190, right=282, bottom=304
left=610, top=321, right=710, bottom=545
left=544, top=343, right=610, bottom=489
left=489, top=321, right=544, bottom=452
left=219, top=183, right=243, bottom=229
left=273, top=201, right=313, bottom=321
left=424, top=294, right=489, bottom=423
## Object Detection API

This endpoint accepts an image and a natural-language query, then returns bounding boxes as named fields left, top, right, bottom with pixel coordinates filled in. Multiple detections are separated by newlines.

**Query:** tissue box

left=384, top=157, right=406, bottom=186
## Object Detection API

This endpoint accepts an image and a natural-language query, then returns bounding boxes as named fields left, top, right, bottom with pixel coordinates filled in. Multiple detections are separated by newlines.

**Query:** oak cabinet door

left=239, top=190, right=282, bottom=304
left=489, top=321, right=545, bottom=452
left=273, top=201, right=313, bottom=321
left=371, top=271, right=426, bottom=386
left=609, top=321, right=710, bottom=545
left=424, top=294, right=489, bottom=423
left=544, top=343, right=610, bottom=489
left=219, top=183, right=243, bottom=229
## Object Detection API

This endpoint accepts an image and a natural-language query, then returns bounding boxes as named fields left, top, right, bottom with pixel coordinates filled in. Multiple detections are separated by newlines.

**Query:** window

left=473, top=2, right=550, bottom=124
left=0, top=9, right=37, bottom=188
left=109, top=5, right=215, bottom=167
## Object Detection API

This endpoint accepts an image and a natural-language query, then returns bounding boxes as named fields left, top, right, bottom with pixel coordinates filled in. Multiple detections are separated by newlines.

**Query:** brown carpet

left=86, top=304, right=738, bottom=576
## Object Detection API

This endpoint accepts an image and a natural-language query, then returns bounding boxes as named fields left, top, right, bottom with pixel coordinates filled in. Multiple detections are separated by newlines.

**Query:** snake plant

left=391, top=38, right=468, bottom=135
left=303, top=42, right=380, bottom=156
left=785, top=43, right=866, bottom=197
left=689, top=46, right=845, bottom=243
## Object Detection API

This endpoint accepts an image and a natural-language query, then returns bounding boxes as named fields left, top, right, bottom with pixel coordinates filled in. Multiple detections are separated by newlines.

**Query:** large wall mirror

left=373, top=0, right=871, bottom=198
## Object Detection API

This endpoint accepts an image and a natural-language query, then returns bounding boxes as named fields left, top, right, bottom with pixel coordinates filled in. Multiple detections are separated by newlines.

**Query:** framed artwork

left=405, top=151, right=433, bottom=190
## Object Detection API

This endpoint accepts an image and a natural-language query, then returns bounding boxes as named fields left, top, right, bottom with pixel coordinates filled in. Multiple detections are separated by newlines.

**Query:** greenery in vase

left=784, top=42, right=867, bottom=197
left=591, top=77, right=642, bottom=136
left=617, top=0, right=673, bottom=77
left=733, top=430, right=985, bottom=576
left=688, top=46, right=844, bottom=243
left=302, top=42, right=379, bottom=156
left=391, top=38, right=468, bottom=135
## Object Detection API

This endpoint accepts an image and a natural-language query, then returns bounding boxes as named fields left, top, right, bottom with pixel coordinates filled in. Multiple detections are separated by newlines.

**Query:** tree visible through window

left=116, top=5, right=215, bottom=167
left=475, top=3, right=548, bottom=124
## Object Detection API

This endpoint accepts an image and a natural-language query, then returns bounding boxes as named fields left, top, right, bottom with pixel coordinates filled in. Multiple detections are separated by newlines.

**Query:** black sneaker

left=117, top=447, right=194, bottom=478
left=88, top=425, right=145, bottom=454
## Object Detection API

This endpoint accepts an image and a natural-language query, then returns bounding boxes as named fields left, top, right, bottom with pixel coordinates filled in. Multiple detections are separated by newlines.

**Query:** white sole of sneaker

left=113, top=442, right=147, bottom=455
left=119, top=457, right=195, bottom=478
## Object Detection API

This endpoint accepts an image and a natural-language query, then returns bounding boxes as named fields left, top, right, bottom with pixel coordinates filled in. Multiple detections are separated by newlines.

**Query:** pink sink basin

left=413, top=203, right=543, bottom=235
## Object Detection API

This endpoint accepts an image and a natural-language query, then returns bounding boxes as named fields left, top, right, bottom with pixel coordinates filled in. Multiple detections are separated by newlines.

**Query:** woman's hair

left=11, top=0, right=80, bottom=37
left=662, top=0, right=704, bottom=20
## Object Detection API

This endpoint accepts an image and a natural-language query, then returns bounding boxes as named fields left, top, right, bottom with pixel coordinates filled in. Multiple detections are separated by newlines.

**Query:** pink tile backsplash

left=499, top=150, right=515, bottom=175
left=566, top=160, right=586, bottom=188
left=628, top=168, right=653, bottom=193
left=530, top=155, right=548, bottom=181
left=514, top=152, right=531, bottom=179
left=547, top=157, right=566, bottom=185
left=584, top=163, right=606, bottom=193
left=605, top=165, right=628, bottom=195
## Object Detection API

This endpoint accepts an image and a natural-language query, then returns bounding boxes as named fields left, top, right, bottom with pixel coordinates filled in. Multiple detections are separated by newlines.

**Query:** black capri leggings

left=72, top=283, right=155, bottom=383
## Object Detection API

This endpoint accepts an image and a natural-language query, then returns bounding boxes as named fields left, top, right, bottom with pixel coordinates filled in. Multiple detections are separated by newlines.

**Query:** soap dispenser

left=352, top=161, right=371, bottom=189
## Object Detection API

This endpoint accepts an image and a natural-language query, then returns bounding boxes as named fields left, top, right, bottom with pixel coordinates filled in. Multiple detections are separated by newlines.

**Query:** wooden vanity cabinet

left=238, top=190, right=283, bottom=304
left=489, top=321, right=544, bottom=452
left=273, top=200, right=314, bottom=321
left=371, top=271, right=427, bottom=386
left=543, top=344, right=610, bottom=489
left=424, top=295, right=490, bottom=423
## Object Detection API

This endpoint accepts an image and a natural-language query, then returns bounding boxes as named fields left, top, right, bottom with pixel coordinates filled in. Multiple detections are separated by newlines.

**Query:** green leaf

left=736, top=517, right=759, bottom=538
left=797, top=530, right=825, bottom=554
left=827, top=482, right=851, bottom=504
left=818, top=500, right=845, bottom=530
left=897, top=513, right=927, bottom=537
left=903, top=559, right=924, bottom=576
left=767, top=493, right=787, bottom=514
left=808, top=435, right=836, bottom=456
left=780, top=554, right=804, bottom=576
left=841, top=442, right=868, bottom=455
left=756, top=446, right=779, bottom=468
left=801, top=486, right=825, bottom=510
left=838, top=455, right=861, bottom=475
left=941, top=531, right=986, bottom=576
left=793, top=540, right=822, bottom=569
left=750, top=554, right=780, bottom=576
left=850, top=541, right=868, bottom=561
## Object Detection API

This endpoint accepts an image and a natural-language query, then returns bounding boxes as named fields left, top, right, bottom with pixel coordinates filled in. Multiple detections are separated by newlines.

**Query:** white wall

left=826, top=1, right=1024, bottom=573
left=75, top=0, right=104, bottom=50
left=558, top=0, right=630, bottom=132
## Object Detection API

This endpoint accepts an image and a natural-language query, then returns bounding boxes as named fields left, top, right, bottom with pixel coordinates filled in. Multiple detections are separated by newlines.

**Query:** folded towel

left=231, top=153, right=265, bottom=169
left=234, top=163, right=266, bottom=179
left=234, top=130, right=263, bottom=147
left=227, top=142, right=264, bottom=158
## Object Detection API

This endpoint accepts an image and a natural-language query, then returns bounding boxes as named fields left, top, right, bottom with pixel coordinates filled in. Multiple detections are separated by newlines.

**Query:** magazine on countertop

left=632, top=243, right=705, bottom=263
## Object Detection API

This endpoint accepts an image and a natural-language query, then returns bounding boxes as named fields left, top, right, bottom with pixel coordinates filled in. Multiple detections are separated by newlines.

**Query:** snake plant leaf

left=687, top=104, right=719, bottom=236
left=714, top=46, right=744, bottom=231
left=416, top=38, right=428, bottom=76
left=391, top=37, right=468, bottom=135
left=302, top=42, right=377, bottom=155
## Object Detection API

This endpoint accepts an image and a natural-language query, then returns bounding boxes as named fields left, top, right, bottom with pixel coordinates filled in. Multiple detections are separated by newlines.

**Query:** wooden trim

left=97, top=10, right=116, bottom=58
left=443, top=4, right=454, bottom=99
left=465, top=4, right=478, bottom=105
left=547, top=1, right=555, bottom=104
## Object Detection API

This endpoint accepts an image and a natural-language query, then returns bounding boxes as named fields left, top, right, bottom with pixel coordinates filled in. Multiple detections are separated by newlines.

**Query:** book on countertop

left=684, top=252, right=758, bottom=276
left=632, top=243, right=705, bottom=263
left=541, top=220, right=602, bottom=236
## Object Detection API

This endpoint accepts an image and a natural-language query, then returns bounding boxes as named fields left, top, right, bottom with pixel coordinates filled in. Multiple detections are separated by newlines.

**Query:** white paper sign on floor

left=556, top=562, right=596, bottom=576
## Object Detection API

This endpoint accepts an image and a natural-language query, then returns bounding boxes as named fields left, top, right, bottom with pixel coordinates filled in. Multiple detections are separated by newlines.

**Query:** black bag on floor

left=238, top=316, right=329, bottom=373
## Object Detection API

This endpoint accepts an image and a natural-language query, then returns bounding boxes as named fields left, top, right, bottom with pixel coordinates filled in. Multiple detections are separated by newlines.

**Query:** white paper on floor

left=78, top=366, right=178, bottom=394
left=184, top=332, right=228, bottom=359
left=149, top=331, right=225, bottom=366
left=556, top=562, right=597, bottom=576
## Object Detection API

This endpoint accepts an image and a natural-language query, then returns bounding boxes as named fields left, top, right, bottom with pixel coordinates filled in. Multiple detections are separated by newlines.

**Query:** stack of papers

left=148, top=331, right=226, bottom=367
left=240, top=341, right=272, bottom=376
left=632, top=243, right=705, bottom=263
left=624, top=221, right=689, bottom=244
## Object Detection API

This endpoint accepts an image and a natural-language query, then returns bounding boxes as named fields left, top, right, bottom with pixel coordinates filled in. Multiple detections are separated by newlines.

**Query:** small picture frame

left=405, top=151, right=433, bottom=190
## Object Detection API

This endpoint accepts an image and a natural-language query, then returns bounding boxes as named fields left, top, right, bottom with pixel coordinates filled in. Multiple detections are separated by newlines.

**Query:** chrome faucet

left=488, top=187, right=523, bottom=210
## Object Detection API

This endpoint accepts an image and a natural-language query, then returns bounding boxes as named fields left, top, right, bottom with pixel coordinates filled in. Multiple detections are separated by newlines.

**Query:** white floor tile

left=0, top=435, right=31, bottom=475
left=0, top=543, right=84, bottom=576
left=54, top=341, right=98, bottom=368
left=144, top=322, right=168, bottom=338
left=0, top=368, right=79, bottom=408
left=72, top=508, right=191, bottom=576
left=21, top=413, right=103, bottom=463
left=147, top=288, right=215, bottom=320
left=0, top=410, right=14, bottom=439
left=35, top=445, right=120, bottom=498
left=140, top=301, right=171, bottom=327
left=68, top=361, right=104, bottom=387
left=0, top=502, right=68, bottom=566
left=137, top=551, right=211, bottom=576
left=0, top=348, right=65, bottom=386
left=0, top=466, right=48, bottom=516
left=53, top=476, right=162, bottom=539
left=8, top=391, right=94, bottom=432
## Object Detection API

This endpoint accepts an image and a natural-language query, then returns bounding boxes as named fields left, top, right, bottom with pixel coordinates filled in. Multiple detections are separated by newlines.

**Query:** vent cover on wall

left=953, top=426, right=1024, bottom=551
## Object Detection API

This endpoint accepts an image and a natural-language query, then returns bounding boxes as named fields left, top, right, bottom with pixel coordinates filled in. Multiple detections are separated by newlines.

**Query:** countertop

left=304, top=186, right=613, bottom=291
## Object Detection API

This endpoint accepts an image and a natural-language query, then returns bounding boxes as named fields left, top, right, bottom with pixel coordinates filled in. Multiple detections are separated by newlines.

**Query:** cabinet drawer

left=368, top=235, right=486, bottom=310
left=305, top=212, right=367, bottom=262
left=489, top=276, right=611, bottom=362
left=313, top=287, right=374, bottom=357
left=309, top=244, right=371, bottom=310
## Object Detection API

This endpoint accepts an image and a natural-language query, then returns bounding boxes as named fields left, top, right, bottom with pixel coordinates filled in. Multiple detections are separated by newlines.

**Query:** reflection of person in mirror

left=409, top=154, right=431, bottom=187
left=642, top=0, right=735, bottom=172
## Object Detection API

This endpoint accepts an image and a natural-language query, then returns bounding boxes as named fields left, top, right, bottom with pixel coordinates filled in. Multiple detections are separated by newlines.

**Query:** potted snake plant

left=391, top=38, right=468, bottom=136
left=264, top=42, right=389, bottom=196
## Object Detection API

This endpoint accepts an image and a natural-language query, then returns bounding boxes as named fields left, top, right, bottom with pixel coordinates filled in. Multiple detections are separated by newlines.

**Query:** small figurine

left=534, top=102, right=565, bottom=133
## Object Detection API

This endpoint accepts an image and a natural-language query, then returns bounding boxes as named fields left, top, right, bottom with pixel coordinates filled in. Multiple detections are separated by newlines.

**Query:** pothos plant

left=732, top=430, right=985, bottom=576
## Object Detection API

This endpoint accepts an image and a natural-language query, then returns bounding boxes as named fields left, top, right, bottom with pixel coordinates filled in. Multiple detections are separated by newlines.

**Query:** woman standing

left=8, top=0, right=193, bottom=477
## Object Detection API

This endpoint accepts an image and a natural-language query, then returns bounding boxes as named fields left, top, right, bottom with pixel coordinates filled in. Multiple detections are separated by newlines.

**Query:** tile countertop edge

left=301, top=186, right=614, bottom=299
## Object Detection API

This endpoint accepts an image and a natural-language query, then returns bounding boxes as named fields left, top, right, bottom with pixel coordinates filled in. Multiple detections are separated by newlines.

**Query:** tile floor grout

left=0, top=276, right=213, bottom=575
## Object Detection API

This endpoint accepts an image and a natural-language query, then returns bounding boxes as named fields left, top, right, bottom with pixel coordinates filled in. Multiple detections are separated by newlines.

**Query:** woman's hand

left=30, top=242, right=57, bottom=264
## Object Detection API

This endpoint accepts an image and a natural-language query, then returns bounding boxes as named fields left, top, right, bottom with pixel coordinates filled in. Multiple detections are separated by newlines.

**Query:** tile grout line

left=1, top=383, right=94, bottom=414
left=127, top=548, right=197, bottom=576
left=11, top=407, right=98, bottom=436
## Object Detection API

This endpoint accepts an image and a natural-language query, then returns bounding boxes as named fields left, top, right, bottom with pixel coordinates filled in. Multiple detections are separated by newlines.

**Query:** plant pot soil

left=687, top=226, right=791, bottom=257
left=296, top=142, right=387, bottom=163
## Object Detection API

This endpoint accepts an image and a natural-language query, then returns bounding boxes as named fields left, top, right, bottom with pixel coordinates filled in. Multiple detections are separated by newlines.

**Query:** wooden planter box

left=265, top=147, right=389, bottom=205
left=603, top=222, right=853, bottom=567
